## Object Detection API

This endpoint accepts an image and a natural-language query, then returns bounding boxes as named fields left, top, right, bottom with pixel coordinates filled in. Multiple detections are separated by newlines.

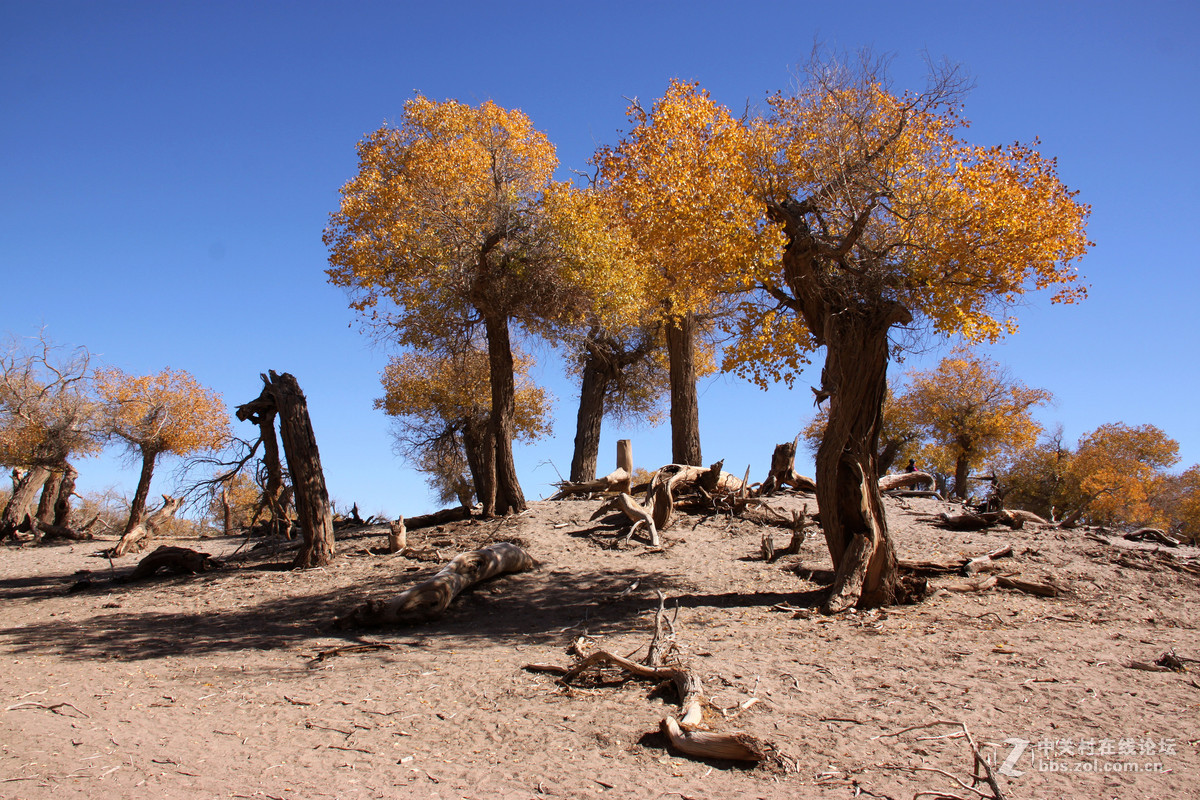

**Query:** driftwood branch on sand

left=335, top=542, right=534, bottom=628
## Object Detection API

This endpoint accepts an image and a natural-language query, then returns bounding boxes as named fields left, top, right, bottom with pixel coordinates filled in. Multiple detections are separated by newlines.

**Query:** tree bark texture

left=461, top=419, right=493, bottom=514
left=257, top=411, right=290, bottom=537
left=53, top=462, right=77, bottom=528
left=36, top=469, right=64, bottom=525
left=953, top=452, right=971, bottom=500
left=240, top=372, right=335, bottom=568
left=0, top=466, right=51, bottom=539
left=569, top=341, right=610, bottom=483
left=815, top=312, right=902, bottom=612
left=125, top=449, right=159, bottom=534
left=665, top=313, right=701, bottom=467
left=484, top=314, right=526, bottom=515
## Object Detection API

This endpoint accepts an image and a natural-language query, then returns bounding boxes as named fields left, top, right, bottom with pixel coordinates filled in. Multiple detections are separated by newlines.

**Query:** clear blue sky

left=3, top=1, right=1197, bottom=517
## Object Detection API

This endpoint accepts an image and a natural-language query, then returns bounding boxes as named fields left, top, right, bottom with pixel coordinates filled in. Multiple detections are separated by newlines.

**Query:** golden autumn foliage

left=901, top=350, right=1052, bottom=495
left=0, top=334, right=100, bottom=469
left=96, top=368, right=229, bottom=459
left=325, top=95, right=587, bottom=342
left=726, top=66, right=1091, bottom=386
left=1066, top=422, right=1179, bottom=528
left=376, top=347, right=550, bottom=506
left=376, top=349, right=551, bottom=444
left=596, top=80, right=784, bottom=321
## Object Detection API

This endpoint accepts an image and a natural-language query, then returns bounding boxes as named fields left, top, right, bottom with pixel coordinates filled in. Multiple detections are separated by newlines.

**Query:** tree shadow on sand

left=0, top=546, right=832, bottom=663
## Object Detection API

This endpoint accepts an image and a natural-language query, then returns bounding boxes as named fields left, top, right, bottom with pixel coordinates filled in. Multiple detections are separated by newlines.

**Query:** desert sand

left=2, top=494, right=1197, bottom=799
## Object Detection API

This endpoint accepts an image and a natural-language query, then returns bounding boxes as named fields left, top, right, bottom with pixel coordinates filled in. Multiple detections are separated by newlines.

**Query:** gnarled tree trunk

left=816, top=310, right=904, bottom=613
left=125, top=449, right=160, bottom=534
left=53, top=463, right=77, bottom=528
left=665, top=312, right=701, bottom=467
left=36, top=469, right=64, bottom=525
left=240, top=371, right=335, bottom=568
left=0, top=466, right=51, bottom=540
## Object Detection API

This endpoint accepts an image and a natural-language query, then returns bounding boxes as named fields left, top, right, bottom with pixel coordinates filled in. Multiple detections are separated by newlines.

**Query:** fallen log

left=1124, top=528, right=1179, bottom=547
left=997, top=575, right=1060, bottom=597
left=28, top=513, right=98, bottom=542
left=878, top=471, right=935, bottom=493
left=129, top=545, right=223, bottom=579
left=404, top=506, right=473, bottom=531
left=936, top=509, right=1023, bottom=531
left=111, top=495, right=183, bottom=557
left=550, top=468, right=631, bottom=500
left=335, top=542, right=534, bottom=628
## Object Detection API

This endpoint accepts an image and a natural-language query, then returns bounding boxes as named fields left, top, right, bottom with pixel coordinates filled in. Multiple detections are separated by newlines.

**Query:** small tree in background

left=376, top=347, right=551, bottom=509
left=0, top=333, right=100, bottom=538
left=902, top=350, right=1052, bottom=499
left=1065, top=422, right=1179, bottom=528
left=96, top=367, right=229, bottom=532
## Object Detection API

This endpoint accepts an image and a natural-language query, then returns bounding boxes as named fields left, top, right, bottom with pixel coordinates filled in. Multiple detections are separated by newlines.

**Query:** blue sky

left=2, top=1, right=1197, bottom=517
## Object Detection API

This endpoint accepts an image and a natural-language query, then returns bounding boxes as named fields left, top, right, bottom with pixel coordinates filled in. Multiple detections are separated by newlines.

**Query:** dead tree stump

left=238, top=371, right=334, bottom=568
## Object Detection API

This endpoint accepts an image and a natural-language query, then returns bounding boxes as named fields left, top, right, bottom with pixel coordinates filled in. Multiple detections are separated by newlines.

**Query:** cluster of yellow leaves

left=597, top=80, right=784, bottom=322
left=376, top=349, right=551, bottom=443
left=900, top=350, right=1051, bottom=476
left=95, top=367, right=229, bottom=458
left=326, top=95, right=583, bottom=343
left=730, top=75, right=1091, bottom=385
left=0, top=338, right=100, bottom=467
left=1067, top=422, right=1179, bottom=527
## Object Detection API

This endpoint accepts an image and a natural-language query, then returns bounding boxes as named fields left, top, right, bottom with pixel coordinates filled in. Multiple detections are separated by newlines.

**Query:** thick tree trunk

left=36, top=469, right=64, bottom=525
left=462, top=419, right=493, bottom=513
left=259, top=372, right=335, bottom=569
left=816, top=313, right=902, bottom=613
left=483, top=314, right=526, bottom=515
left=953, top=453, right=971, bottom=500
left=665, top=313, right=701, bottom=467
left=125, top=450, right=159, bottom=534
left=570, top=344, right=610, bottom=483
left=0, top=466, right=51, bottom=539
left=53, top=463, right=77, bottom=528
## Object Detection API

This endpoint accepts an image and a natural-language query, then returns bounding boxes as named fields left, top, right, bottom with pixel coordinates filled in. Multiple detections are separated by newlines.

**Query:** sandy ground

left=1, top=494, right=1198, bottom=800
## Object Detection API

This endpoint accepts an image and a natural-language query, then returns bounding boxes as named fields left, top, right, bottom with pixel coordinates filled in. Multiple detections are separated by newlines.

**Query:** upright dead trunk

left=665, top=312, right=701, bottom=467
left=816, top=311, right=903, bottom=613
left=268, top=372, right=335, bottom=568
left=257, top=410, right=289, bottom=536
left=570, top=341, right=610, bottom=483
left=36, top=469, right=64, bottom=525
left=483, top=314, right=526, bottom=515
left=240, top=372, right=335, bottom=568
left=125, top=449, right=160, bottom=533
left=0, top=466, right=51, bottom=539
left=53, top=463, right=77, bottom=528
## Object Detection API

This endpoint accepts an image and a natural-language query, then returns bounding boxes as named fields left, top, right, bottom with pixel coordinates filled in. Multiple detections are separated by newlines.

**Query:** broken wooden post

left=617, top=439, right=633, bottom=475
left=111, top=495, right=183, bottom=556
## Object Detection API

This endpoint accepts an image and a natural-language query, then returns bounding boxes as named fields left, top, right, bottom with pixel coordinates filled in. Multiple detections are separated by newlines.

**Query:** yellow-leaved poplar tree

left=326, top=97, right=592, bottom=515
left=731, top=54, right=1090, bottom=610
left=96, top=367, right=229, bottom=532
left=0, top=333, right=101, bottom=538
left=901, top=350, right=1052, bottom=499
left=376, top=348, right=551, bottom=509
left=1065, top=423, right=1179, bottom=528
left=597, top=80, right=784, bottom=465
